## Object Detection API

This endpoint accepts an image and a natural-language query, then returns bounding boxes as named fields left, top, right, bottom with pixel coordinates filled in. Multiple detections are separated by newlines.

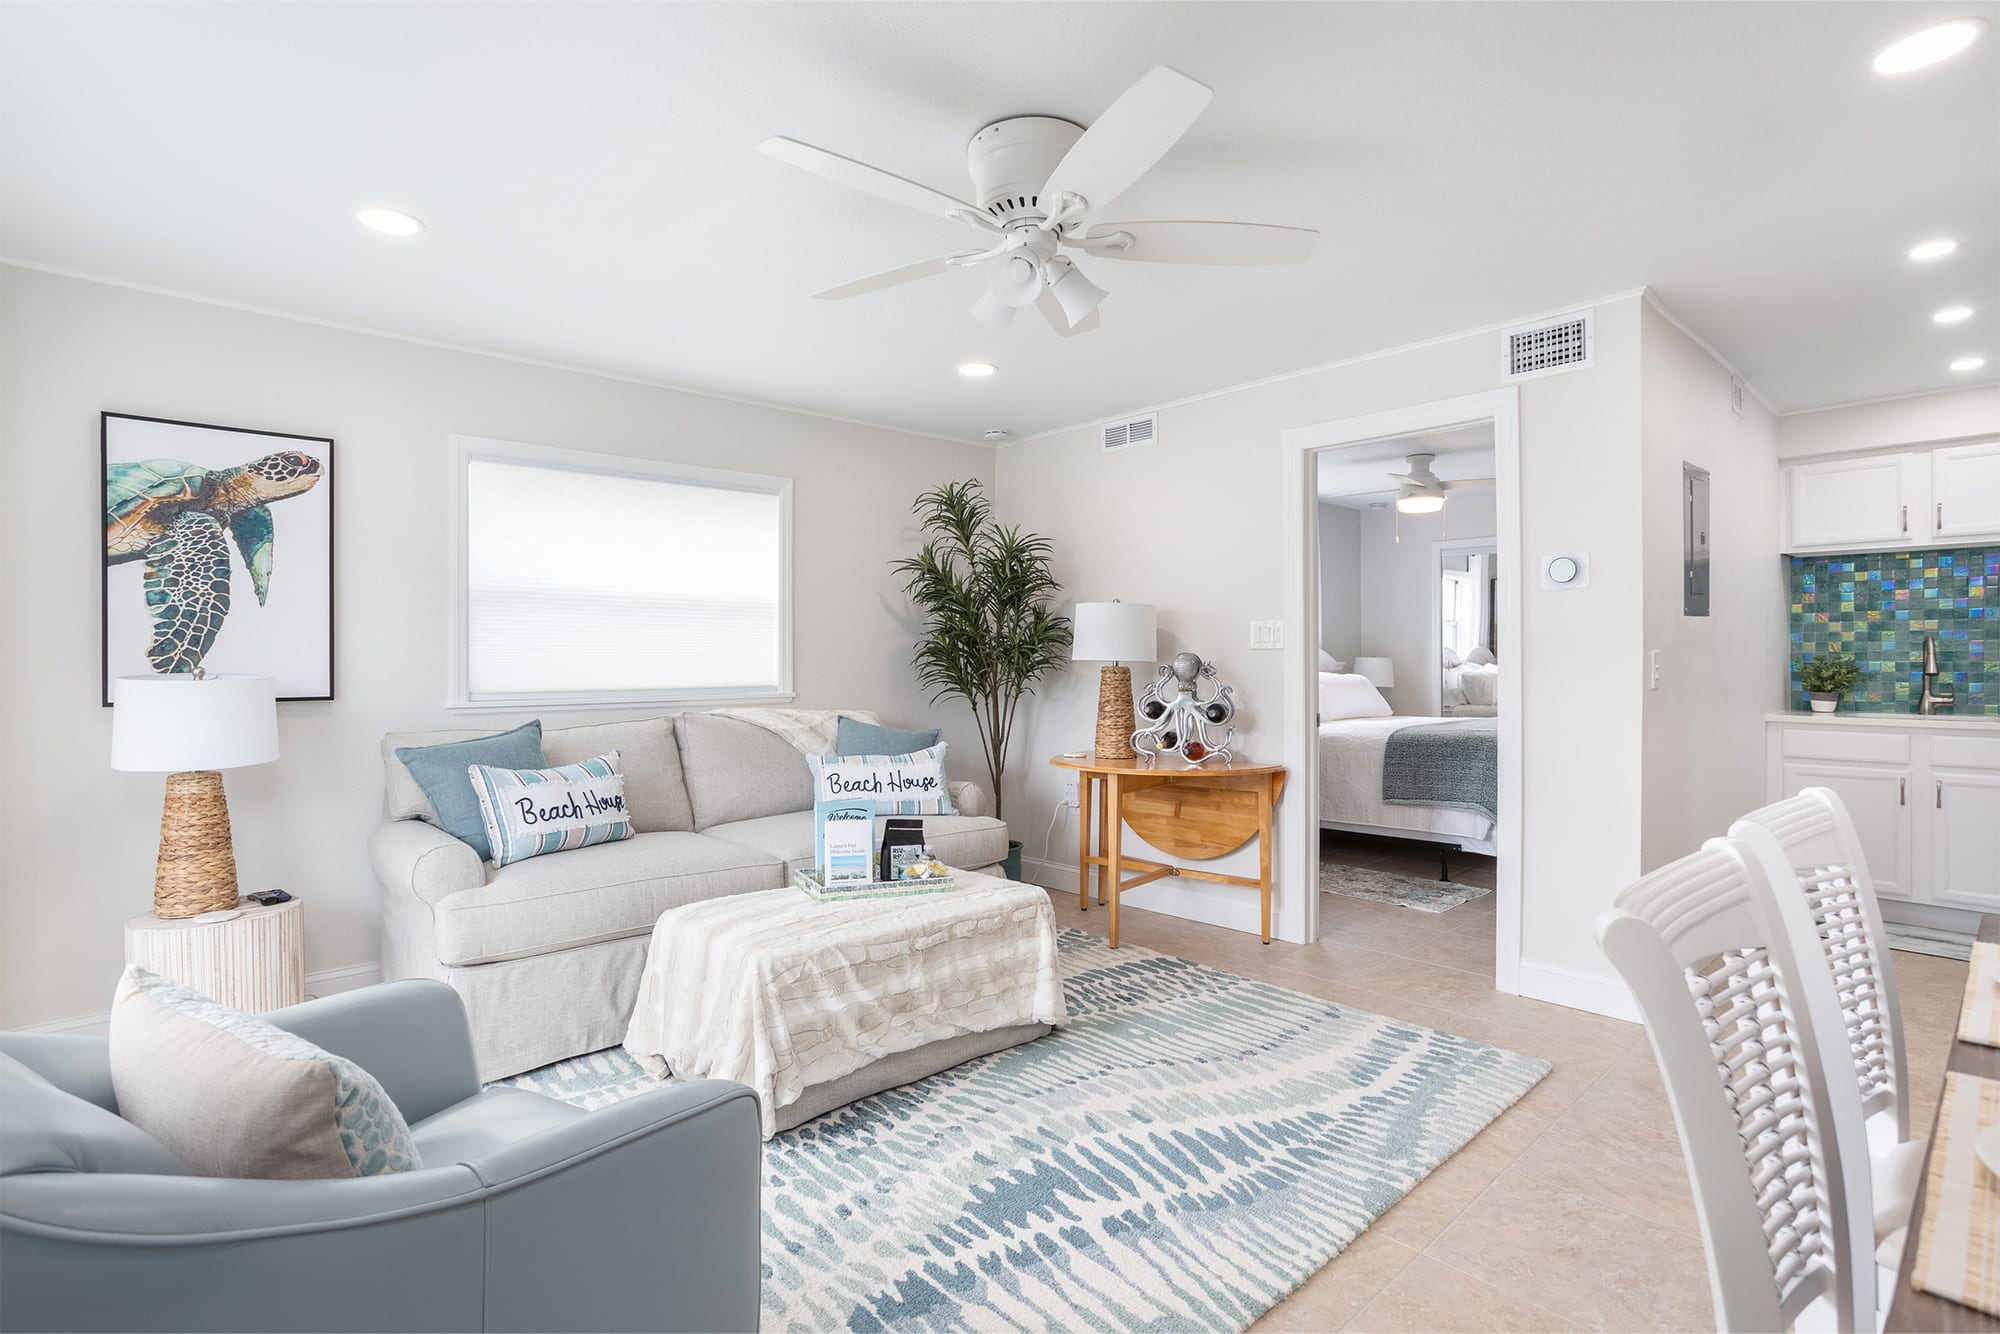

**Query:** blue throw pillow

left=835, top=716, right=942, bottom=757
left=396, top=721, right=546, bottom=861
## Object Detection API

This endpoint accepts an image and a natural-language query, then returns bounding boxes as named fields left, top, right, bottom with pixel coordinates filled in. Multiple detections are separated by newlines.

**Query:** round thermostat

left=1541, top=553, right=1590, bottom=590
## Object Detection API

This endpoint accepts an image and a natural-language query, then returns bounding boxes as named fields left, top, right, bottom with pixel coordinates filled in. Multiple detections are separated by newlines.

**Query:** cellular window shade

left=465, top=458, right=784, bottom=697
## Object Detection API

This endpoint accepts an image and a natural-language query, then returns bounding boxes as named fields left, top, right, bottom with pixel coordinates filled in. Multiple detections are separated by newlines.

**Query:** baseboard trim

left=1515, top=960, right=1640, bottom=1024
left=9, top=962, right=384, bottom=1036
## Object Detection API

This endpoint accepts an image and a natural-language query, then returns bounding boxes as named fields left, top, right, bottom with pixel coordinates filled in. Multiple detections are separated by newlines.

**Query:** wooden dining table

left=1888, top=913, right=2000, bottom=1332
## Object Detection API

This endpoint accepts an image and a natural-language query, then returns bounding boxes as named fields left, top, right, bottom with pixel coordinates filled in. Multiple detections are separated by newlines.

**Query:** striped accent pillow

left=806, top=742, right=957, bottom=817
left=469, top=750, right=634, bottom=867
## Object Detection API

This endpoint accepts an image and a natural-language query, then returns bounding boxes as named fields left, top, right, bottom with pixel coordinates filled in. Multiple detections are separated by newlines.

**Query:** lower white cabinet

left=1768, top=721, right=2000, bottom=910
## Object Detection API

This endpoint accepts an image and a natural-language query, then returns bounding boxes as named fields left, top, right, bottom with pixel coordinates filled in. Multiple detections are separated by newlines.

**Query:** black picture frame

left=101, top=411, right=336, bottom=705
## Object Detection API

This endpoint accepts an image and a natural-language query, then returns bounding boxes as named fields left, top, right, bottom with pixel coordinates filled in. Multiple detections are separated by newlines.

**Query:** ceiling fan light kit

left=760, top=65, right=1320, bottom=336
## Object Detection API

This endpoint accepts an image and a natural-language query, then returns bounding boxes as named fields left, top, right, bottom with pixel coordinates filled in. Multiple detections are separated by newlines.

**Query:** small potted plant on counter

left=1800, top=652, right=1862, bottom=713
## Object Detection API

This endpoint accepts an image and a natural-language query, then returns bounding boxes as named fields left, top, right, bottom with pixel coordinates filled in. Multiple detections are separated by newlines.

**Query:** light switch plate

left=1249, top=620, right=1284, bottom=650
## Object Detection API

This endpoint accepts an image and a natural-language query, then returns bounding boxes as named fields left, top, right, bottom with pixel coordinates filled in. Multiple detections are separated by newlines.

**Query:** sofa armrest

left=264, top=981, right=481, bottom=1126
left=949, top=780, right=989, bottom=818
left=368, top=818, right=484, bottom=907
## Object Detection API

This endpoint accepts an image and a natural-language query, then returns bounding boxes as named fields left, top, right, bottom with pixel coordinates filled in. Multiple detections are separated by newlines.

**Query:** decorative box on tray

left=793, top=867, right=957, bottom=903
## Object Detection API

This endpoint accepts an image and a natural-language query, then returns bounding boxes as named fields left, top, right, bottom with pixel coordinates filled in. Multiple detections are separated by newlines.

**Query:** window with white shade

left=450, top=436, right=791, bottom=709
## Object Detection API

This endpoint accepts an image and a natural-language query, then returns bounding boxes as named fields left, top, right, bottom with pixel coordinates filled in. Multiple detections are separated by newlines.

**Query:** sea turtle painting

left=105, top=451, right=323, bottom=674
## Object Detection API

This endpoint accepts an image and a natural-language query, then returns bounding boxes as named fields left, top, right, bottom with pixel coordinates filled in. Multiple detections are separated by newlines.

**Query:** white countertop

left=1767, top=711, right=2000, bottom=732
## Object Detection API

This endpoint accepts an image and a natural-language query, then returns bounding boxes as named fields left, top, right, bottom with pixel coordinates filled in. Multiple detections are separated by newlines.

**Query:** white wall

left=1316, top=504, right=1359, bottom=664
left=0, top=266, right=997, bottom=1030
left=1776, top=384, right=2000, bottom=459
left=1354, top=490, right=1496, bottom=715
left=994, top=295, right=1647, bottom=1008
left=1637, top=303, right=1783, bottom=869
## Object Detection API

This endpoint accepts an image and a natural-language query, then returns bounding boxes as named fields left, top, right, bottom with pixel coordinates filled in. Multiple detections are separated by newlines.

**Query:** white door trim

left=1279, top=388, right=1523, bottom=994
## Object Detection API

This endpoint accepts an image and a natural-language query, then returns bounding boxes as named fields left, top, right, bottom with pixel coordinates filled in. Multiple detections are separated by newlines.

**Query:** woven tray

left=793, top=867, right=957, bottom=902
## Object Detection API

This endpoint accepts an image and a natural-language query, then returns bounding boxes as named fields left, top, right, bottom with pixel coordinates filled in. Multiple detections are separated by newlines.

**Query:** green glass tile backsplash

left=1789, top=547, right=1998, bottom=713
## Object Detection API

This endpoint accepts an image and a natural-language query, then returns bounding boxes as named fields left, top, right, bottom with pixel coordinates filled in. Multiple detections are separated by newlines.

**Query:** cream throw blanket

left=623, top=872, right=1065, bottom=1138
left=709, top=707, right=879, bottom=757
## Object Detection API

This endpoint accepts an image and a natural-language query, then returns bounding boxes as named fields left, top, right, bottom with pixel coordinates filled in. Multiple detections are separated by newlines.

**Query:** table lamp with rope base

left=1071, top=601, right=1158, bottom=762
left=112, top=672, right=279, bottom=919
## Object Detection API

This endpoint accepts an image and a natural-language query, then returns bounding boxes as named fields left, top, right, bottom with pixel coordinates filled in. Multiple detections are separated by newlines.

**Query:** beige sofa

left=372, top=712, right=1009, bottom=1079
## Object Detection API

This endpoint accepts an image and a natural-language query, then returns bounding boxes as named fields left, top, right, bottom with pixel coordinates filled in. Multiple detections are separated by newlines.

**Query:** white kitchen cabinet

left=1931, top=441, right=2000, bottom=541
left=1777, top=759, right=1913, bottom=899
left=1785, top=452, right=1930, bottom=552
left=1931, top=769, right=2000, bottom=911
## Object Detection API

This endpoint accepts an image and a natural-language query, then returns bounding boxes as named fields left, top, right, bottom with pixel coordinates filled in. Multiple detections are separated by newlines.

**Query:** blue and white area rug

left=503, top=928, right=1548, bottom=1332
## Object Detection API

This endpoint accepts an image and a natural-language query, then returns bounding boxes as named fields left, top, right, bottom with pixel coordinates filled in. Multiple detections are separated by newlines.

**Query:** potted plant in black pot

left=894, top=479, right=1071, bottom=880
left=1800, top=652, right=1862, bottom=714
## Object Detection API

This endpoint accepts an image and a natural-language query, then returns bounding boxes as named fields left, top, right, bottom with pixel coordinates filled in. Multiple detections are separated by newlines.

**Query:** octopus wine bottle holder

left=1131, top=652, right=1236, bottom=765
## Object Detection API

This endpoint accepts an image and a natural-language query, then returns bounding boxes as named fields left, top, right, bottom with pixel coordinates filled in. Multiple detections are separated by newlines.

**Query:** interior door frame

left=1430, top=537, right=1499, bottom=717
left=1280, top=388, right=1522, bottom=994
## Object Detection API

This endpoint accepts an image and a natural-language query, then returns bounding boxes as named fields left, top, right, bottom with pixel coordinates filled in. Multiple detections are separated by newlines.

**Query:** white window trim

left=446, top=434, right=794, bottom=713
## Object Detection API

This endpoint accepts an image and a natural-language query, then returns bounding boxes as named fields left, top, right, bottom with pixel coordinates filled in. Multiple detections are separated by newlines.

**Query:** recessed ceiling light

left=357, top=207, right=424, bottom=237
left=957, top=362, right=996, bottom=378
left=1872, top=19, right=1987, bottom=75
left=1935, top=306, right=1975, bottom=324
left=1950, top=356, right=1988, bottom=372
left=1909, top=238, right=1960, bottom=262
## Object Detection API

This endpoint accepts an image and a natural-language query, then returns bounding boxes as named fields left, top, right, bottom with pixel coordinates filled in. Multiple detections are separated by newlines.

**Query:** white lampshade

left=1354, top=656, right=1396, bottom=688
left=1072, top=602, right=1157, bottom=663
left=112, top=674, right=280, bottom=773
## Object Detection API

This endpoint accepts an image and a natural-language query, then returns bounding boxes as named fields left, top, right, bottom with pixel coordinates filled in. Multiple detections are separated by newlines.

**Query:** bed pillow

left=1441, top=645, right=1463, bottom=669
left=109, top=967, right=421, bottom=1181
left=1317, top=649, right=1349, bottom=674
left=1319, top=672, right=1394, bottom=721
left=1465, top=646, right=1497, bottom=666
left=807, top=743, right=957, bottom=815
left=470, top=751, right=633, bottom=867
left=1459, top=662, right=1500, bottom=707
left=395, top=721, right=547, bottom=861
left=834, top=716, right=942, bottom=757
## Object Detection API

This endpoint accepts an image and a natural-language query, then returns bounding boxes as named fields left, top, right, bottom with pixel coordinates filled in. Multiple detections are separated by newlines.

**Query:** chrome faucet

left=1919, top=634, right=1955, bottom=715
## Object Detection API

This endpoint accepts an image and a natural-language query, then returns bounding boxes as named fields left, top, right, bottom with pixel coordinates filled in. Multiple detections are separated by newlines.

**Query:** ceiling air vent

left=1102, top=412, right=1157, bottom=452
left=1501, top=310, right=1594, bottom=381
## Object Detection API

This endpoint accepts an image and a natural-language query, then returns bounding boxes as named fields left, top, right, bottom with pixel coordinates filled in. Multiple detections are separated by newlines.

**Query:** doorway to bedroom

left=1282, top=391, right=1521, bottom=997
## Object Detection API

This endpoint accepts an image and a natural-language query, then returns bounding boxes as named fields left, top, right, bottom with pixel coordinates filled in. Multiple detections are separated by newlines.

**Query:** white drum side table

left=124, top=897, right=304, bottom=1014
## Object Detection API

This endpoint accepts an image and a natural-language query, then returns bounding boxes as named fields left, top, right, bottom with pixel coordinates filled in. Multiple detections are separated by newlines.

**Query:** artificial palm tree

left=893, top=479, right=1070, bottom=820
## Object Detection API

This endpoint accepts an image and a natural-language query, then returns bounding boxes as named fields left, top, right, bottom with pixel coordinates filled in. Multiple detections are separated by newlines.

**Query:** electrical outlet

left=1249, top=620, right=1284, bottom=650
left=1063, top=780, right=1080, bottom=809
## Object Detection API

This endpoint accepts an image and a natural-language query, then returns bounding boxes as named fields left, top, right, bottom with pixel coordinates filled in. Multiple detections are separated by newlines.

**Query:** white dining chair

left=1598, top=836, right=1878, bottom=1332
left=1733, top=788, right=1925, bottom=1272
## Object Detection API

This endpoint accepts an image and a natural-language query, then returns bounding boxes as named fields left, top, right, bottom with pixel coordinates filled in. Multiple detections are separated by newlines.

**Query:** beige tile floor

left=1043, top=832, right=1971, bottom=1334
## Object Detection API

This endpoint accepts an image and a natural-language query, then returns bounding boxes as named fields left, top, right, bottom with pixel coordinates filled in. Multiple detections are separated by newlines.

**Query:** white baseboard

left=8, top=962, right=384, bottom=1036
left=1019, top=854, right=1282, bottom=941
left=1515, top=959, right=1640, bottom=1024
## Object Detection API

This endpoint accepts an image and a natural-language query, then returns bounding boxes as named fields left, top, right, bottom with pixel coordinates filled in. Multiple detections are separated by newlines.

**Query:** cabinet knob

left=1902, top=505, right=1909, bottom=534
left=1937, top=779, right=1944, bottom=809
left=1899, top=777, right=1906, bottom=805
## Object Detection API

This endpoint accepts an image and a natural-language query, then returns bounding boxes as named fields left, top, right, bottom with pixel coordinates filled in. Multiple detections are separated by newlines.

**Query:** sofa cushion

left=701, top=810, right=1011, bottom=877
left=673, top=714, right=813, bottom=828
left=430, top=832, right=784, bottom=967
left=0, top=1052, right=189, bottom=1177
left=384, top=716, right=694, bottom=834
left=396, top=721, right=547, bottom=862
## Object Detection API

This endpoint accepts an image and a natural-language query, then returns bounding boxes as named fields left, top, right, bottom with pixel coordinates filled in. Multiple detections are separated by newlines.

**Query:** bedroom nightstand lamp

left=112, top=673, right=279, bottom=918
left=1072, top=601, right=1157, bottom=761
left=1354, top=656, right=1396, bottom=689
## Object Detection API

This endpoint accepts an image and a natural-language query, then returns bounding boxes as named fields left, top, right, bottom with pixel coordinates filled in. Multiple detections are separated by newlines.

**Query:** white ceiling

left=1316, top=424, right=1495, bottom=507
left=2, top=3, right=1995, bottom=444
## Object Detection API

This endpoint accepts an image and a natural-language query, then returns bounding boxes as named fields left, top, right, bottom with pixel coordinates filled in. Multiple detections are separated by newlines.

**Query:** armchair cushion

left=408, top=1087, right=582, bottom=1167
left=0, top=1053, right=186, bottom=1177
left=110, top=968, right=421, bottom=1180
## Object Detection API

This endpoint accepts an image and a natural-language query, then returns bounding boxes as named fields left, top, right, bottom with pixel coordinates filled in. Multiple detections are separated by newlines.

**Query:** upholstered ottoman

left=622, top=871, right=1066, bottom=1137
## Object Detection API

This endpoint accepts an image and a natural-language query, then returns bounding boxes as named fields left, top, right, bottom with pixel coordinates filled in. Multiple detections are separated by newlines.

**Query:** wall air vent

left=1501, top=310, right=1594, bottom=381
left=1102, top=412, right=1157, bottom=452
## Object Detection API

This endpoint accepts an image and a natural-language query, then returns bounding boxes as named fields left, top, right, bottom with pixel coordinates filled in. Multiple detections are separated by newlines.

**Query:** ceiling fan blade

left=1039, top=66, right=1213, bottom=226
left=1385, top=472, right=1422, bottom=487
left=1442, top=478, right=1497, bottom=491
left=1077, top=220, right=1319, bottom=265
left=1037, top=289, right=1101, bottom=338
left=811, top=253, right=980, bottom=301
left=759, top=137, right=982, bottom=224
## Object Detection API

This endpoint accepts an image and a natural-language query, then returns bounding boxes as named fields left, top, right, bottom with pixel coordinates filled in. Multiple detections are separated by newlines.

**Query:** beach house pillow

left=1319, top=671, right=1395, bottom=721
left=834, top=716, right=942, bottom=757
left=108, top=967, right=420, bottom=1180
left=395, top=720, right=547, bottom=861
left=807, top=742, right=957, bottom=816
left=469, top=751, right=633, bottom=868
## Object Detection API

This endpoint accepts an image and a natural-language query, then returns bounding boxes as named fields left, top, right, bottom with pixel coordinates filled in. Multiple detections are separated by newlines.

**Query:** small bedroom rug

left=1320, top=863, right=1493, bottom=913
left=1886, top=921, right=1977, bottom=961
left=502, top=928, right=1547, bottom=1333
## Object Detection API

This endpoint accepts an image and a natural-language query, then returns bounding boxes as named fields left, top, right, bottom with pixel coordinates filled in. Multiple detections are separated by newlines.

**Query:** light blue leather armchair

left=0, top=981, right=762, bottom=1333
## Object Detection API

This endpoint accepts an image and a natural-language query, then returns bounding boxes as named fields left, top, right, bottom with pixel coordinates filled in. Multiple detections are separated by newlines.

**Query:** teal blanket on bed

left=1382, top=719, right=1497, bottom=822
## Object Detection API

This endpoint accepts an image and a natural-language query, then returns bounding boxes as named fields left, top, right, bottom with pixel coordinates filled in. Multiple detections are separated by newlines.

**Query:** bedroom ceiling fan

left=758, top=65, right=1319, bottom=336
left=1388, top=454, right=1494, bottom=515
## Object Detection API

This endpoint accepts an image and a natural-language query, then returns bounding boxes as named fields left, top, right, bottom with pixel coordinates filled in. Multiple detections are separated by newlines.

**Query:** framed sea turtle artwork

left=102, top=412, right=334, bottom=704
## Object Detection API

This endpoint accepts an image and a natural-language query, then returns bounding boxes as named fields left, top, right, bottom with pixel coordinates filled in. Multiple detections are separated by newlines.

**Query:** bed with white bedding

left=1317, top=715, right=1498, bottom=855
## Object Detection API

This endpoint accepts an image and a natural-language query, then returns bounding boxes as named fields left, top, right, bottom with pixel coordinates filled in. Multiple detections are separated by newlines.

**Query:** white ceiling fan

left=758, top=65, right=1319, bottom=336
left=1388, top=454, right=1494, bottom=514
